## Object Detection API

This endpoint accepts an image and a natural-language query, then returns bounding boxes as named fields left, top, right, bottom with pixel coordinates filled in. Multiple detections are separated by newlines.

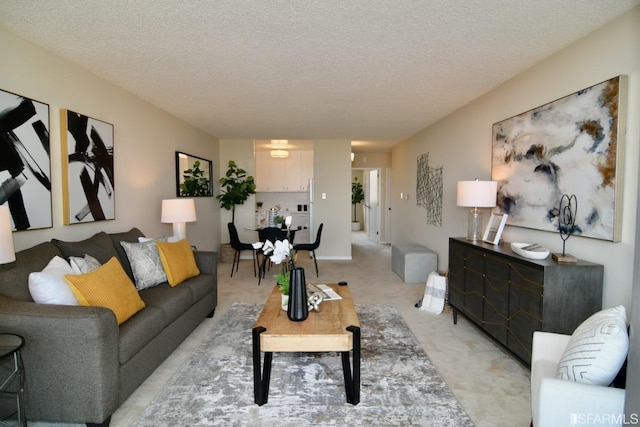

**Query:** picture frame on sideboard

left=483, top=213, right=508, bottom=245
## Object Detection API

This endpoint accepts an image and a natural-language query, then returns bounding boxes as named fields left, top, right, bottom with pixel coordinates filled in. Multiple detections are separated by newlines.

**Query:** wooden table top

left=254, top=283, right=360, bottom=352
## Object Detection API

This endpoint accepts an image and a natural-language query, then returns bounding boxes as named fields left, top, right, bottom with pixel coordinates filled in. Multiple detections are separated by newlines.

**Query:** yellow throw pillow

left=156, top=239, right=200, bottom=286
left=65, top=257, right=145, bottom=325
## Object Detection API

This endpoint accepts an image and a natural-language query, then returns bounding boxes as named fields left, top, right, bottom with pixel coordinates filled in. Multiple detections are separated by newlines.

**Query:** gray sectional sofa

left=0, top=228, right=217, bottom=426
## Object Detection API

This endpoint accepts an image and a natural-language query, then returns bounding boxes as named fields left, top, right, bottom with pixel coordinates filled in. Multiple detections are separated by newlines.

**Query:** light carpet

left=133, top=302, right=474, bottom=426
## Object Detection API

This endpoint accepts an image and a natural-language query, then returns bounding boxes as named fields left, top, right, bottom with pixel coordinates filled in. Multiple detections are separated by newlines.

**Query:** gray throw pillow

left=120, top=239, right=167, bottom=290
left=69, top=254, right=102, bottom=274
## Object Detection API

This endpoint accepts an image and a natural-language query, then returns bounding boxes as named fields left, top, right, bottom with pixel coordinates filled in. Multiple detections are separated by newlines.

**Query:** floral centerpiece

left=253, top=218, right=295, bottom=310
left=253, top=238, right=295, bottom=294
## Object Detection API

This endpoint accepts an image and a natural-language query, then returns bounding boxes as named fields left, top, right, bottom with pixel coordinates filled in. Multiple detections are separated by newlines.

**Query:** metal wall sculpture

left=416, top=153, right=443, bottom=227
left=61, top=109, right=115, bottom=224
left=491, top=76, right=627, bottom=241
left=0, top=89, right=52, bottom=230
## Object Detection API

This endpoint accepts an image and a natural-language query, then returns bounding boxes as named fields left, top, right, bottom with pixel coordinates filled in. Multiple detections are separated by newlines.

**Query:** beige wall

left=391, top=7, right=640, bottom=309
left=313, top=140, right=352, bottom=259
left=1, top=25, right=221, bottom=252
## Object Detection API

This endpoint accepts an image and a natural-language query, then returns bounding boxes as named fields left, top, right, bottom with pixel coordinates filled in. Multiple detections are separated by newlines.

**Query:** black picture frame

left=0, top=88, right=52, bottom=231
left=175, top=151, right=213, bottom=197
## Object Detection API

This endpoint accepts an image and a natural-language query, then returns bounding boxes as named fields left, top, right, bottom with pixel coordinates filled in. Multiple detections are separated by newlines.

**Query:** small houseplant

left=351, top=177, right=365, bottom=231
left=253, top=237, right=294, bottom=310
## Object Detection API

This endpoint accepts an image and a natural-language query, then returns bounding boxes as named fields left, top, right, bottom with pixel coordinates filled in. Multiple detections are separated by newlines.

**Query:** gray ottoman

left=392, top=244, right=438, bottom=284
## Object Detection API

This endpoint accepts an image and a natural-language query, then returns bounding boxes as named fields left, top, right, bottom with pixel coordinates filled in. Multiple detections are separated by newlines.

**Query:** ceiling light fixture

left=270, top=139, right=289, bottom=158
left=270, top=149, right=289, bottom=158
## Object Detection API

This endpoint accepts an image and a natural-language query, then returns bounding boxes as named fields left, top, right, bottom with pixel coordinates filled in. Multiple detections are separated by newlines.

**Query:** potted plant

left=216, top=160, right=256, bottom=224
left=217, top=160, right=256, bottom=262
left=274, top=214, right=285, bottom=228
left=352, top=177, right=365, bottom=231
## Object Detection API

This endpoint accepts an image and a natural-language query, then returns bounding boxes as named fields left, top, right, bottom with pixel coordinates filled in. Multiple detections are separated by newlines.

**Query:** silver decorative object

left=552, top=194, right=578, bottom=263
left=307, top=292, right=323, bottom=312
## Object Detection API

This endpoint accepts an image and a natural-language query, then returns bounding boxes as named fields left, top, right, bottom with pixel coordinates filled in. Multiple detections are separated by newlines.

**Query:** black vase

left=287, top=267, right=308, bottom=321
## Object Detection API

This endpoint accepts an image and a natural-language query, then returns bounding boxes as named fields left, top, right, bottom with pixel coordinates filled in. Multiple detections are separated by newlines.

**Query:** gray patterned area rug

left=134, top=303, right=474, bottom=427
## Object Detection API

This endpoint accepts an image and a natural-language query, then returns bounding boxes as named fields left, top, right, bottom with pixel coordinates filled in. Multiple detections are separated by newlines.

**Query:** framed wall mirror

left=175, top=151, right=213, bottom=197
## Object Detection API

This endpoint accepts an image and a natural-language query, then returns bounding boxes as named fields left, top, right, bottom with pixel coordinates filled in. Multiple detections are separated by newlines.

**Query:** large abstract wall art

left=0, top=89, right=52, bottom=231
left=416, top=153, right=443, bottom=226
left=491, top=76, right=627, bottom=241
left=61, top=110, right=115, bottom=224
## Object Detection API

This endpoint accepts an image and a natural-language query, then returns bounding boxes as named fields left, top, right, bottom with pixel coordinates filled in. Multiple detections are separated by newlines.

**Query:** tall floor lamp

left=457, top=180, right=497, bottom=241
left=161, top=199, right=197, bottom=241
left=0, top=205, right=16, bottom=265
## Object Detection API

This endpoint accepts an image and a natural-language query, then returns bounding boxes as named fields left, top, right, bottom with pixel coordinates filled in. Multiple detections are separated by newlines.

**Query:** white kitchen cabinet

left=255, top=150, right=313, bottom=192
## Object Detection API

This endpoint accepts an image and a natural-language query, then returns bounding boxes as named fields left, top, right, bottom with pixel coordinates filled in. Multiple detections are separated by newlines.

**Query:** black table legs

left=252, top=325, right=361, bottom=406
left=342, top=325, right=361, bottom=405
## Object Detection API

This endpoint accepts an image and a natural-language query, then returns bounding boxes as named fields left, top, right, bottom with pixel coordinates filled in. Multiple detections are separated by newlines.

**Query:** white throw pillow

left=69, top=254, right=101, bottom=274
left=28, top=256, right=79, bottom=305
left=556, top=305, right=628, bottom=385
left=120, top=240, right=168, bottom=290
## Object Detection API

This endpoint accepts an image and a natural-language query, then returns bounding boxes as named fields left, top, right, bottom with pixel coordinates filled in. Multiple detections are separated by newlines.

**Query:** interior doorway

left=366, top=169, right=380, bottom=243
left=352, top=167, right=383, bottom=244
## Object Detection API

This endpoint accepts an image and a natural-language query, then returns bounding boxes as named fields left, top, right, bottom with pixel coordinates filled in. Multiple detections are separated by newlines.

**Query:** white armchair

left=531, top=331, right=626, bottom=427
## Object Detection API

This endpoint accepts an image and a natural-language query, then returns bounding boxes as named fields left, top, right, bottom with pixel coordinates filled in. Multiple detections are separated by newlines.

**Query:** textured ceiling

left=0, top=1, right=638, bottom=152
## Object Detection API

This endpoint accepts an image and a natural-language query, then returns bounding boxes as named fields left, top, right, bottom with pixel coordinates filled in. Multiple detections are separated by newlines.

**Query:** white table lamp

left=457, top=180, right=497, bottom=241
left=161, top=199, right=197, bottom=241
left=0, top=205, right=16, bottom=264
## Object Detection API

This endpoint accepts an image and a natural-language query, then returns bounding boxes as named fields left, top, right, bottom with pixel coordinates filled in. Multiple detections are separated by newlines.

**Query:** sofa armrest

left=195, top=250, right=217, bottom=276
left=0, top=297, right=120, bottom=423
left=532, top=331, right=571, bottom=364
left=531, top=331, right=571, bottom=424
left=537, top=377, right=625, bottom=427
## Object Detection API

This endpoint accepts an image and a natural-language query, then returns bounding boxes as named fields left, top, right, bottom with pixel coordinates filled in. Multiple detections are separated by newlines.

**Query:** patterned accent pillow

left=69, top=254, right=101, bottom=274
left=556, top=305, right=628, bottom=385
left=120, top=239, right=168, bottom=290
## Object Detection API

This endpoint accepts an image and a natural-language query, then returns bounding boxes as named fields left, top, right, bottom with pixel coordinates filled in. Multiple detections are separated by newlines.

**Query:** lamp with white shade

left=457, top=180, right=498, bottom=241
left=161, top=199, right=197, bottom=241
left=0, top=205, right=16, bottom=264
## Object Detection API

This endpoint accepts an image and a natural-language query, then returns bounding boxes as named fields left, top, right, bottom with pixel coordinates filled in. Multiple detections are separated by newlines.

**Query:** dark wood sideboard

left=448, top=237, right=603, bottom=366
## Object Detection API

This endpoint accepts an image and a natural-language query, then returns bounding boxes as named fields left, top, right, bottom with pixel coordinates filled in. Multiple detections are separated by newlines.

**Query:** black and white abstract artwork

left=492, top=76, right=626, bottom=241
left=0, top=89, right=52, bottom=231
left=62, top=110, right=114, bottom=224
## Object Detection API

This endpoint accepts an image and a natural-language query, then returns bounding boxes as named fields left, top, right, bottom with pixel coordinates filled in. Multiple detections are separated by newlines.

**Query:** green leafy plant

left=274, top=271, right=290, bottom=295
left=180, top=160, right=211, bottom=196
left=352, top=177, right=365, bottom=222
left=216, top=160, right=256, bottom=223
left=274, top=215, right=285, bottom=227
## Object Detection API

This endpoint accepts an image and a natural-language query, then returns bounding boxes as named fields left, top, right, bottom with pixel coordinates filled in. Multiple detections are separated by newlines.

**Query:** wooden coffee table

left=252, top=283, right=361, bottom=406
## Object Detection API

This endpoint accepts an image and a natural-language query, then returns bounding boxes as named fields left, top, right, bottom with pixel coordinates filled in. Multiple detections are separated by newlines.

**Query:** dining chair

left=228, top=222, right=257, bottom=277
left=292, top=223, right=323, bottom=278
left=256, top=227, right=297, bottom=285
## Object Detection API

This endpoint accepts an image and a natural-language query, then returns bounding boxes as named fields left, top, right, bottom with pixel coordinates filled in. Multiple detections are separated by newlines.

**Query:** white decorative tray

left=510, top=243, right=550, bottom=260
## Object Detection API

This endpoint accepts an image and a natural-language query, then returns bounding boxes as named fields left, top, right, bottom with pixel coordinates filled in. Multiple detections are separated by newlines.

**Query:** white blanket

left=420, top=272, right=447, bottom=314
